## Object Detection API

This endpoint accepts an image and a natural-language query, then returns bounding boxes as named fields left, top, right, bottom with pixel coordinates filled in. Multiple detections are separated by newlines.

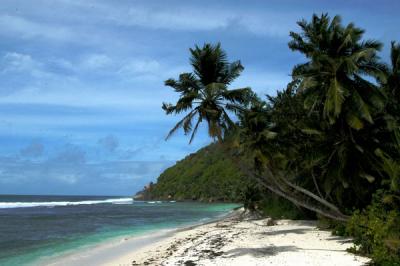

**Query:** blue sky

left=0, top=0, right=399, bottom=196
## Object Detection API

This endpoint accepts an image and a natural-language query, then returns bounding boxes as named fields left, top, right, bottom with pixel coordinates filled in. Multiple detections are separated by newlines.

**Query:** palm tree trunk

left=273, top=171, right=342, bottom=213
left=258, top=180, right=349, bottom=222
left=311, top=170, right=324, bottom=199
left=236, top=158, right=349, bottom=222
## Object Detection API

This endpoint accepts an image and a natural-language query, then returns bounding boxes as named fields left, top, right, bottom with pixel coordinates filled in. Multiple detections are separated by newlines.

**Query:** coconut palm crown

left=289, top=14, right=385, bottom=129
left=162, top=43, right=252, bottom=143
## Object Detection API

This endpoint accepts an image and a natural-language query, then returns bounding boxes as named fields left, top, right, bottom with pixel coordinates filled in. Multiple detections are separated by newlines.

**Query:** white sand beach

left=50, top=209, right=370, bottom=266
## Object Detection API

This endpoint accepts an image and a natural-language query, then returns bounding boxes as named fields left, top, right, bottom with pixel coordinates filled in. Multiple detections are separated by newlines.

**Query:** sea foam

left=0, top=198, right=133, bottom=209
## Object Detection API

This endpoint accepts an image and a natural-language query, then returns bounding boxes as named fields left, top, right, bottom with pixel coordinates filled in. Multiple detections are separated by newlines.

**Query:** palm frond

left=222, top=61, right=244, bottom=84
left=165, top=109, right=198, bottom=140
left=222, top=87, right=252, bottom=104
left=351, top=90, right=373, bottom=124
left=323, top=78, right=345, bottom=121
left=345, top=111, right=364, bottom=130
left=189, top=116, right=202, bottom=144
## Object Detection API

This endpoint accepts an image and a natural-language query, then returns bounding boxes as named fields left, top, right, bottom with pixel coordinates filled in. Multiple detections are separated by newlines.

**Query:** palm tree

left=234, top=14, right=389, bottom=220
left=286, top=14, right=390, bottom=211
left=162, top=43, right=252, bottom=143
left=289, top=13, right=385, bottom=129
left=164, top=43, right=351, bottom=221
left=386, top=42, right=400, bottom=99
left=236, top=81, right=352, bottom=221
left=383, top=42, right=400, bottom=118
left=379, top=42, right=400, bottom=192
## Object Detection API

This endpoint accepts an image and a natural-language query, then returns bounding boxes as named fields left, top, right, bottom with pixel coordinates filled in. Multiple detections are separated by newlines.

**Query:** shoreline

left=45, top=208, right=370, bottom=266
left=40, top=208, right=241, bottom=266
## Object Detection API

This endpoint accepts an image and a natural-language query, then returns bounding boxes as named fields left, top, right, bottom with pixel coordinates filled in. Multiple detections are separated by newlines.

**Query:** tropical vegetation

left=140, top=141, right=308, bottom=219
left=143, top=142, right=249, bottom=202
left=158, top=13, right=399, bottom=265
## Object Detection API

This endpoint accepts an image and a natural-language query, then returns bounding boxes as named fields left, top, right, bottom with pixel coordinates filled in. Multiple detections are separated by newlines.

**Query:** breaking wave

left=0, top=198, right=133, bottom=209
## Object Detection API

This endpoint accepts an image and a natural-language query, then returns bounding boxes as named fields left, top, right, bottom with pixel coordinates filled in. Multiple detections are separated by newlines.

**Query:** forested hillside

left=137, top=142, right=252, bottom=202
left=135, top=141, right=308, bottom=219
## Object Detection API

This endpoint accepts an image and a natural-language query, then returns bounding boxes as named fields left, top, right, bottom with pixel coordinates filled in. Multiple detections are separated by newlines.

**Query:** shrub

left=345, top=191, right=400, bottom=266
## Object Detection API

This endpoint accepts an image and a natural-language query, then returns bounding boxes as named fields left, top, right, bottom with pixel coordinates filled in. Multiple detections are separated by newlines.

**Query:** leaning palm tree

left=162, top=43, right=252, bottom=143
left=286, top=14, right=389, bottom=214
left=164, top=42, right=350, bottom=221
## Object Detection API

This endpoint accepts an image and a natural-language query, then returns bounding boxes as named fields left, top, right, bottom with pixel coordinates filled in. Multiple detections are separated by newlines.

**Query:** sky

left=0, top=0, right=399, bottom=196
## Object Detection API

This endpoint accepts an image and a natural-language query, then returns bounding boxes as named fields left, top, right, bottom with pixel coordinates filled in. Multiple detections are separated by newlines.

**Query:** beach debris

left=265, top=218, right=277, bottom=226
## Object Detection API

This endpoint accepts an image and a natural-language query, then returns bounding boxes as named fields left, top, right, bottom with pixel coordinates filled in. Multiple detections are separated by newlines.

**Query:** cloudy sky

left=0, top=0, right=398, bottom=196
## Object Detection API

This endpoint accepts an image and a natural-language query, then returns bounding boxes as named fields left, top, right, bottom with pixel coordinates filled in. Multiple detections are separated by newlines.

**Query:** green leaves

left=222, top=87, right=252, bottom=103
left=165, top=109, right=198, bottom=140
left=324, top=78, right=346, bottom=123
left=360, top=173, right=376, bottom=183
left=165, top=73, right=200, bottom=93
left=289, top=13, right=384, bottom=127
left=189, top=43, right=243, bottom=86
left=301, top=128, right=323, bottom=135
left=345, top=112, right=364, bottom=130
left=163, top=43, right=250, bottom=143
left=351, top=90, right=373, bottom=124
left=375, top=149, right=400, bottom=193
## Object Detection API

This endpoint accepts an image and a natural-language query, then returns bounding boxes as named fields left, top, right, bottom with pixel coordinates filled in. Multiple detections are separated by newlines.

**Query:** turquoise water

left=0, top=195, right=239, bottom=265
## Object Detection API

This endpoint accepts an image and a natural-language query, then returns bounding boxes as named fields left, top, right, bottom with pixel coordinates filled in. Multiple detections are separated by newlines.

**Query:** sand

left=100, top=210, right=370, bottom=266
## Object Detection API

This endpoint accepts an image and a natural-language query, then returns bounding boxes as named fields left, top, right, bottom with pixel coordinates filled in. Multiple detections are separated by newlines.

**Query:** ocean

left=0, top=195, right=239, bottom=265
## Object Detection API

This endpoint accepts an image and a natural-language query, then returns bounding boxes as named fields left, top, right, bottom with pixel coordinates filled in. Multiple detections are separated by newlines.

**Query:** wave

left=0, top=198, right=133, bottom=209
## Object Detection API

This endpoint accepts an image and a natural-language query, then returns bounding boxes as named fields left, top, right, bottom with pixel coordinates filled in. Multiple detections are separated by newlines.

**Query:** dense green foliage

left=344, top=124, right=400, bottom=265
left=161, top=13, right=400, bottom=265
left=346, top=190, right=400, bottom=266
left=147, top=142, right=249, bottom=201
left=143, top=141, right=308, bottom=219
left=258, top=193, right=313, bottom=220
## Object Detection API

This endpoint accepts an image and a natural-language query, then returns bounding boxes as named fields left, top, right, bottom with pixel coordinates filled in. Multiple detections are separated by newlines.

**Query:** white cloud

left=118, top=59, right=161, bottom=75
left=117, top=6, right=231, bottom=31
left=49, top=58, right=74, bottom=70
left=0, top=152, right=174, bottom=194
left=0, top=2, right=295, bottom=39
left=84, top=3, right=294, bottom=37
left=0, top=50, right=186, bottom=109
left=0, top=51, right=71, bottom=81
left=1, top=52, right=37, bottom=72
left=0, top=15, right=73, bottom=41
left=81, top=54, right=113, bottom=69
left=50, top=55, right=168, bottom=77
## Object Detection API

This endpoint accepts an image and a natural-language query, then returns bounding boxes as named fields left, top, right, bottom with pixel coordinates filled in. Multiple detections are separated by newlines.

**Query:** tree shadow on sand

left=223, top=245, right=349, bottom=259
left=223, top=246, right=298, bottom=258
left=259, top=228, right=311, bottom=236
left=326, top=235, right=354, bottom=244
